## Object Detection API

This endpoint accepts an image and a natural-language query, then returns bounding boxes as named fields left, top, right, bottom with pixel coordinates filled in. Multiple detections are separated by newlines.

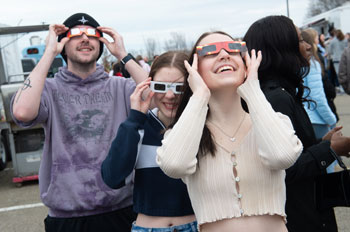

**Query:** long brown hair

left=149, top=51, right=189, bottom=81
left=150, top=51, right=189, bottom=128
left=336, top=29, right=345, bottom=41
left=169, top=31, right=236, bottom=157
left=301, top=28, right=324, bottom=75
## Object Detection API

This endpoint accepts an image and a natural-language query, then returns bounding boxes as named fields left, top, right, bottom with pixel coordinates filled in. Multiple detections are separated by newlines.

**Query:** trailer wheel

left=0, top=136, right=7, bottom=171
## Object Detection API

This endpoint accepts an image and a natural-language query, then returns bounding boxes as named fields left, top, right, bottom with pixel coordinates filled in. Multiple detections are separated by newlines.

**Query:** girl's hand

left=130, top=77, right=154, bottom=114
left=244, top=49, right=262, bottom=82
left=184, top=54, right=210, bottom=99
left=330, top=131, right=350, bottom=158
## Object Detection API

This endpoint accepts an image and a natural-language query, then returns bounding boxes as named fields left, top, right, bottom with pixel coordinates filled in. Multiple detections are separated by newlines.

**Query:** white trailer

left=302, top=3, right=350, bottom=35
left=0, top=24, right=49, bottom=186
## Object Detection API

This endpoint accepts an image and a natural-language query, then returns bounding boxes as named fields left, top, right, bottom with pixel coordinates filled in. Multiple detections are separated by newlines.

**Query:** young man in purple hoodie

left=11, top=13, right=148, bottom=232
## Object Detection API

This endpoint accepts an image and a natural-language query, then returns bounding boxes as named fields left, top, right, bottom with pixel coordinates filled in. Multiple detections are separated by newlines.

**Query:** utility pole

left=286, top=0, right=290, bottom=17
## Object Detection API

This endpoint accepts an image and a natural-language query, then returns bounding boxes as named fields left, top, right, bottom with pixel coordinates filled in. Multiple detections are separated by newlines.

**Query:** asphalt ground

left=0, top=94, right=350, bottom=232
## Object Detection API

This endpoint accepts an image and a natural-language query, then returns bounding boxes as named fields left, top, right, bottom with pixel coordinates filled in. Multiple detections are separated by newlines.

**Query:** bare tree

left=164, top=32, right=188, bottom=51
left=143, top=32, right=189, bottom=60
left=144, top=38, right=158, bottom=60
left=307, top=0, right=350, bottom=17
left=101, top=49, right=112, bottom=72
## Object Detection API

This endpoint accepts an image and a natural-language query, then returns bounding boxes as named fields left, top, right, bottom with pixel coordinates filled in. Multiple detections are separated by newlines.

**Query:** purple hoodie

left=11, top=64, right=135, bottom=217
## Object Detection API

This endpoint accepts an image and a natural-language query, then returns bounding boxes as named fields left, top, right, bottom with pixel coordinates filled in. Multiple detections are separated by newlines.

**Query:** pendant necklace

left=208, top=113, right=246, bottom=142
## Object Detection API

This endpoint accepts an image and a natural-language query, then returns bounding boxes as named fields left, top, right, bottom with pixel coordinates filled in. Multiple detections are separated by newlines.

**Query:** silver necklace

left=208, top=113, right=246, bottom=142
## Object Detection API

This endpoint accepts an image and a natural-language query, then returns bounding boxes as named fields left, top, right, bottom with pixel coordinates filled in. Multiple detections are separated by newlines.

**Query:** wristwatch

left=121, top=53, right=135, bottom=65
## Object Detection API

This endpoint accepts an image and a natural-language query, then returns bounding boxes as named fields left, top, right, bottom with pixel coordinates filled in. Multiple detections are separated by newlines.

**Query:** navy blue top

left=101, top=109, right=194, bottom=216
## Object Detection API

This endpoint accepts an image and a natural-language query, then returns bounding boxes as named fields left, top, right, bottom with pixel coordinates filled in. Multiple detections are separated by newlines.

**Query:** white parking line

left=0, top=202, right=44, bottom=213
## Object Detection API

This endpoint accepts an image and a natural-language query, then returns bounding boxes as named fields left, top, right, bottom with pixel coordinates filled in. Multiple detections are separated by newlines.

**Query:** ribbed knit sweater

left=156, top=79, right=303, bottom=226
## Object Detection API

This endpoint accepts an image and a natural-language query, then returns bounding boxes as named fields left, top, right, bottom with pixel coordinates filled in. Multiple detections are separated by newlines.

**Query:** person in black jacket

left=243, top=15, right=350, bottom=232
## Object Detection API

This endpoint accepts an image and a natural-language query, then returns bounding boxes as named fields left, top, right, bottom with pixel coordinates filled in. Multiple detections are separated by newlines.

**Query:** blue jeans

left=131, top=221, right=198, bottom=232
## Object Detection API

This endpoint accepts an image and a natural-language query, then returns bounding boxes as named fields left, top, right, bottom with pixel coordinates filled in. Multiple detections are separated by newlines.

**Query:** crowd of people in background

left=10, top=11, right=350, bottom=232
left=109, top=55, right=154, bottom=78
left=107, top=26, right=350, bottom=99
left=320, top=28, right=349, bottom=95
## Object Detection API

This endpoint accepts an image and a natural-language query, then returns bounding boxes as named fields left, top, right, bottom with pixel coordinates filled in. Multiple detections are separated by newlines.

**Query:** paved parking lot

left=0, top=94, right=350, bottom=232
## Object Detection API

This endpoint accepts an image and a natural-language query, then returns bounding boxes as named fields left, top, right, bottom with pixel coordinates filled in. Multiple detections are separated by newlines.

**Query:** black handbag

left=315, top=150, right=350, bottom=210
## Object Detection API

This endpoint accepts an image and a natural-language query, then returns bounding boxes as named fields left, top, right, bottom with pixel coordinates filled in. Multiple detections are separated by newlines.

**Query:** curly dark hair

left=243, top=15, right=310, bottom=103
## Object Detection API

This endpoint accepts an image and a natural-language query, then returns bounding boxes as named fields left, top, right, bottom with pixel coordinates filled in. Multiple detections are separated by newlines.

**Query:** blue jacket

left=303, top=60, right=337, bottom=126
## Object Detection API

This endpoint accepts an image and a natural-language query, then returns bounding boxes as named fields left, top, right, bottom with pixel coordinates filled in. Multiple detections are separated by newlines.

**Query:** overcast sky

left=0, top=0, right=310, bottom=56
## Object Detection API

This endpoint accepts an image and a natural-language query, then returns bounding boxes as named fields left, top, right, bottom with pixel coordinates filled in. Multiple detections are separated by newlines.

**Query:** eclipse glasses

left=150, top=81, right=184, bottom=94
left=67, top=26, right=101, bottom=38
left=196, top=41, right=247, bottom=56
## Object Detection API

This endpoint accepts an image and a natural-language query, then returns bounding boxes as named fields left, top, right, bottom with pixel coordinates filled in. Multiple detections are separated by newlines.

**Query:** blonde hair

left=301, top=28, right=325, bottom=74
left=303, top=28, right=318, bottom=58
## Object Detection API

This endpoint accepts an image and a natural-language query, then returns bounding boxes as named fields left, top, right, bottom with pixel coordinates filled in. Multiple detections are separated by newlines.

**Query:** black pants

left=44, top=206, right=136, bottom=232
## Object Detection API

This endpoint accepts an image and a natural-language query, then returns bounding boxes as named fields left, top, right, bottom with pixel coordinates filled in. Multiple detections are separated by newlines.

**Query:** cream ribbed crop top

left=156, top=79, right=303, bottom=226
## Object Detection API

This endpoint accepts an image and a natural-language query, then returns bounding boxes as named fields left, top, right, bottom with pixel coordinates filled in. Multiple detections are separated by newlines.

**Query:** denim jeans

left=131, top=221, right=198, bottom=232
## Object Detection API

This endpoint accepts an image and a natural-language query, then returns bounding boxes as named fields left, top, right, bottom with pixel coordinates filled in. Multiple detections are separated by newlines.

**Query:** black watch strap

left=121, top=53, right=134, bottom=65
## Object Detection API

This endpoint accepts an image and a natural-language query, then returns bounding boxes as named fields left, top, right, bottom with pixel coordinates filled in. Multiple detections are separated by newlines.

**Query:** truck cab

left=22, top=44, right=65, bottom=77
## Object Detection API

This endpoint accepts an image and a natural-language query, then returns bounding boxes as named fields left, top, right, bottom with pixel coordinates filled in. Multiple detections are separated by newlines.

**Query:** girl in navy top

left=101, top=51, right=197, bottom=232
